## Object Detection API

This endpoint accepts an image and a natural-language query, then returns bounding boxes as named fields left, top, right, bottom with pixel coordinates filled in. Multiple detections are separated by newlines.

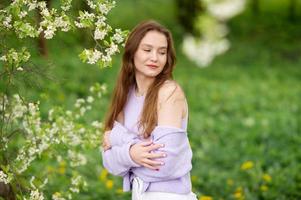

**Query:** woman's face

left=134, top=30, right=168, bottom=79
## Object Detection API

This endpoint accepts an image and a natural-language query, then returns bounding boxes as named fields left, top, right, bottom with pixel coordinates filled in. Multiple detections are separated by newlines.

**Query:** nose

left=150, top=51, right=158, bottom=62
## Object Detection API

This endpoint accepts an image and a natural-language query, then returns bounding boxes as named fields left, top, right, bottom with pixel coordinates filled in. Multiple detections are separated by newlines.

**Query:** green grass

left=2, top=0, right=301, bottom=199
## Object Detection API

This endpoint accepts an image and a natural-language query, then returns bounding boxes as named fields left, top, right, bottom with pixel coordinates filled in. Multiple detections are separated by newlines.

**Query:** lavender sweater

left=101, top=86, right=193, bottom=194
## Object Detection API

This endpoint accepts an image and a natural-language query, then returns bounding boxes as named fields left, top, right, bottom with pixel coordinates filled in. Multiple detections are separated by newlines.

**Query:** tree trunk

left=0, top=182, right=15, bottom=200
left=252, top=0, right=260, bottom=15
left=37, top=0, right=51, bottom=57
left=288, top=0, right=297, bottom=22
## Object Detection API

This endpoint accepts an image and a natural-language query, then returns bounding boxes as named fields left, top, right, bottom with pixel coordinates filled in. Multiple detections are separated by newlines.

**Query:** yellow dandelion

left=240, top=161, right=254, bottom=170
left=57, top=166, right=66, bottom=174
left=262, top=174, right=272, bottom=182
left=191, top=175, right=198, bottom=183
left=105, top=179, right=114, bottom=189
left=99, top=169, right=108, bottom=181
left=234, top=192, right=244, bottom=199
left=116, top=188, right=123, bottom=194
left=199, top=195, right=213, bottom=200
left=233, top=187, right=244, bottom=199
left=260, top=185, right=268, bottom=192
left=227, top=178, right=234, bottom=186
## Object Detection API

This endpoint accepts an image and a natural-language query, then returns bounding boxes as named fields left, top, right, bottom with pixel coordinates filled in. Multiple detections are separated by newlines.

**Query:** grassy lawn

left=2, top=0, right=301, bottom=199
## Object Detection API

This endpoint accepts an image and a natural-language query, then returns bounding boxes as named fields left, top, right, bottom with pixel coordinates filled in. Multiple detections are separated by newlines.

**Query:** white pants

left=132, top=177, right=198, bottom=200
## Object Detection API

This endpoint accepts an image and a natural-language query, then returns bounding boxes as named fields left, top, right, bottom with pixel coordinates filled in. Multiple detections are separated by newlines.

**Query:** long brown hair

left=104, top=20, right=176, bottom=138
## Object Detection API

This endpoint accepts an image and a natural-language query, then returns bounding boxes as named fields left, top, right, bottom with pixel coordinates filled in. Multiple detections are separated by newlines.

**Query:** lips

left=146, top=64, right=159, bottom=69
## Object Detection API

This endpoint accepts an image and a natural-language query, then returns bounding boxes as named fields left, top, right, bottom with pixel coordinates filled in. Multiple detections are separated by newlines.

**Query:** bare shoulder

left=157, top=80, right=187, bottom=127
left=158, top=80, right=186, bottom=104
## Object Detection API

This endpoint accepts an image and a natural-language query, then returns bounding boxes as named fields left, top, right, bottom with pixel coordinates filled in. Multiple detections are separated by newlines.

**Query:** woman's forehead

left=139, top=31, right=168, bottom=47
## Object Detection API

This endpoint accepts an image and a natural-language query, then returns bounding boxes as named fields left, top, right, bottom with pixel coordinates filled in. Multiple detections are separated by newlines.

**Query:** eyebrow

left=141, top=44, right=167, bottom=49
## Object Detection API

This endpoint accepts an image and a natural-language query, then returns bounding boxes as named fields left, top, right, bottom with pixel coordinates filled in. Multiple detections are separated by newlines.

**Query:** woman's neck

left=135, top=73, right=155, bottom=96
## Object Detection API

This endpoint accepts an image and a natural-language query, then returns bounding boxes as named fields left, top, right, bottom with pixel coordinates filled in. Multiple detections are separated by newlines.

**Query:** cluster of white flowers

left=94, top=27, right=107, bottom=40
left=0, top=170, right=11, bottom=184
left=61, top=0, right=72, bottom=11
left=183, top=35, right=230, bottom=67
left=112, top=29, right=125, bottom=44
left=182, top=0, right=246, bottom=67
left=68, top=150, right=87, bottom=167
left=0, top=0, right=121, bottom=198
left=1, top=84, right=106, bottom=177
left=91, top=121, right=103, bottom=129
left=29, top=189, right=44, bottom=200
left=3, top=14, right=12, bottom=29
left=69, top=175, right=87, bottom=194
left=0, top=0, right=126, bottom=69
left=0, top=48, right=31, bottom=71
left=206, top=0, right=246, bottom=21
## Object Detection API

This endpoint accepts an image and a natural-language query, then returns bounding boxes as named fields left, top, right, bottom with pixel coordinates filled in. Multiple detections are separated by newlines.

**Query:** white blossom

left=0, top=55, right=7, bottom=61
left=105, top=43, right=118, bottom=56
left=68, top=150, right=87, bottom=167
left=101, top=54, right=112, bottom=63
left=19, top=11, right=28, bottom=19
left=183, top=35, right=229, bottom=67
left=44, top=24, right=56, bottom=39
left=91, top=121, right=102, bottom=129
left=27, top=0, right=38, bottom=11
left=94, top=28, right=107, bottom=40
left=87, top=49, right=102, bottom=64
left=0, top=171, right=11, bottom=184
left=87, top=96, right=94, bottom=103
left=40, top=8, right=50, bottom=17
left=112, top=29, right=124, bottom=44
left=87, top=0, right=96, bottom=9
left=98, top=3, right=110, bottom=15
left=3, top=15, right=12, bottom=28
left=30, top=189, right=44, bottom=200
left=38, top=2, right=47, bottom=10
left=95, top=16, right=106, bottom=27
left=75, top=98, right=85, bottom=108
left=80, top=107, right=86, bottom=116
left=55, top=16, right=70, bottom=32
left=207, top=0, right=246, bottom=21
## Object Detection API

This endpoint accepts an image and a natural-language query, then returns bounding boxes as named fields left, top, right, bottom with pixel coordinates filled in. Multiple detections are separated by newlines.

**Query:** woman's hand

left=102, top=130, right=112, bottom=151
left=129, top=141, right=167, bottom=170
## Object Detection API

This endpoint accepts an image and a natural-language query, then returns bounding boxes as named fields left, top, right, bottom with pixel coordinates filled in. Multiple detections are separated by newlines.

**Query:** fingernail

left=161, top=144, right=164, bottom=147
left=163, top=154, right=167, bottom=157
left=161, top=162, right=164, bottom=165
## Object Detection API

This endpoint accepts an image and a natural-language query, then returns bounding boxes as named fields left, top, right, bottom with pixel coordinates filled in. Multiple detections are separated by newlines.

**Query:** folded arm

left=133, top=81, right=192, bottom=182
left=132, top=126, right=192, bottom=182
left=101, top=122, right=140, bottom=176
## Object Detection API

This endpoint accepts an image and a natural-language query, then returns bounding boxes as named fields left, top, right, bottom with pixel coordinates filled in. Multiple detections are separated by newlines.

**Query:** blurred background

left=1, top=0, right=301, bottom=199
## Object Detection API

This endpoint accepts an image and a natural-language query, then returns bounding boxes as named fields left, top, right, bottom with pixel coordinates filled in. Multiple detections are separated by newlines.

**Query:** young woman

left=101, top=20, right=197, bottom=200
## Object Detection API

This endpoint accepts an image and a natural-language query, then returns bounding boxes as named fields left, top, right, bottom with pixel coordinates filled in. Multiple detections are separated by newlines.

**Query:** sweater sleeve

left=131, top=126, right=193, bottom=182
left=102, top=140, right=140, bottom=176
left=101, top=121, right=141, bottom=176
left=109, top=121, right=138, bottom=146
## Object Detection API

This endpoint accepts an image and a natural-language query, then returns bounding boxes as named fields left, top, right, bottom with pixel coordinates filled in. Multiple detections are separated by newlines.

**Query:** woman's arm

left=157, top=80, right=187, bottom=128
left=102, top=121, right=165, bottom=175
left=131, top=81, right=192, bottom=182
